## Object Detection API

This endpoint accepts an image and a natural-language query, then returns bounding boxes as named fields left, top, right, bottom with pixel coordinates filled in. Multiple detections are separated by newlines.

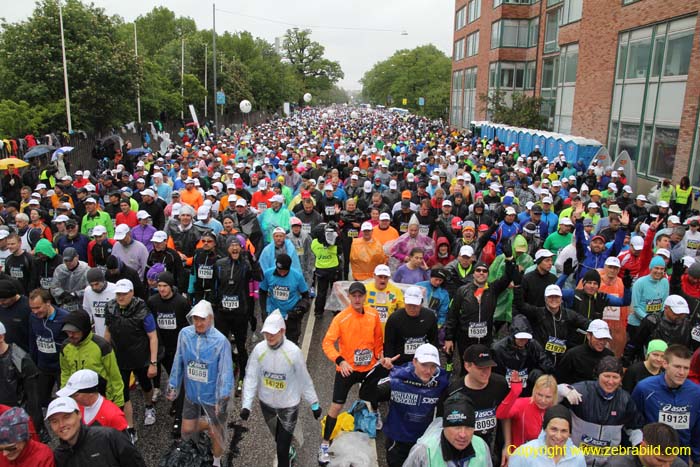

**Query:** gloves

left=622, top=269, right=633, bottom=289
left=311, top=402, right=322, bottom=420
left=501, top=237, right=513, bottom=259
left=563, top=258, right=575, bottom=276
left=672, top=259, right=684, bottom=278
left=557, top=384, right=583, bottom=405
left=239, top=408, right=250, bottom=421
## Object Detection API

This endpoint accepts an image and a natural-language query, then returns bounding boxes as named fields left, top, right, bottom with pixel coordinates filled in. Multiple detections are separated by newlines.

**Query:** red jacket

left=0, top=439, right=54, bottom=467
left=80, top=396, right=128, bottom=432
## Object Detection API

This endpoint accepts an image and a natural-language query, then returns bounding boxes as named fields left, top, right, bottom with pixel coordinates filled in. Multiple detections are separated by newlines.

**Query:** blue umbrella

left=51, top=146, right=74, bottom=162
left=24, top=144, right=56, bottom=160
left=127, top=148, right=149, bottom=156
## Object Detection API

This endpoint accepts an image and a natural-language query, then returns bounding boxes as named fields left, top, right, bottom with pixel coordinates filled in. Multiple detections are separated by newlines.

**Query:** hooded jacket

left=489, top=235, right=534, bottom=322
left=51, top=261, right=90, bottom=312
left=426, top=237, right=454, bottom=268
left=492, top=315, right=554, bottom=382
left=59, top=310, right=124, bottom=407
left=31, top=238, right=62, bottom=290
left=53, top=423, right=146, bottom=467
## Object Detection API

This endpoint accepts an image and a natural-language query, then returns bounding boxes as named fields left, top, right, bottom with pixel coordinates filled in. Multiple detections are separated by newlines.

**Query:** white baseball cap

left=113, top=224, right=131, bottom=240
left=141, top=189, right=156, bottom=198
left=658, top=200, right=669, bottom=208
left=136, top=210, right=151, bottom=220
left=235, top=198, right=248, bottom=207
left=270, top=194, right=285, bottom=204
left=668, top=215, right=681, bottom=224
left=414, top=343, right=440, bottom=365
left=0, top=230, right=9, bottom=240
left=630, top=236, right=644, bottom=250
left=514, top=331, right=533, bottom=339
left=374, top=264, right=391, bottom=277
left=261, top=309, right=286, bottom=334
left=604, top=256, right=621, bottom=268
left=442, top=200, right=452, bottom=207
left=544, top=284, right=562, bottom=297
left=91, top=225, right=107, bottom=237
left=53, top=215, right=70, bottom=223
left=404, top=286, right=423, bottom=306
left=587, top=319, right=612, bottom=339
left=505, top=207, right=517, bottom=215
left=361, top=221, right=374, bottom=231
left=379, top=212, right=391, bottom=221
left=636, top=195, right=648, bottom=202
left=197, top=206, right=210, bottom=220
left=56, top=369, right=99, bottom=397
left=559, top=217, right=573, bottom=226
left=45, top=397, right=80, bottom=419
left=150, top=231, right=167, bottom=243
left=656, top=248, right=671, bottom=258
left=114, top=278, right=134, bottom=294
left=459, top=245, right=474, bottom=257
left=542, top=197, right=553, bottom=204
left=171, top=203, right=182, bottom=216
left=535, top=249, right=555, bottom=261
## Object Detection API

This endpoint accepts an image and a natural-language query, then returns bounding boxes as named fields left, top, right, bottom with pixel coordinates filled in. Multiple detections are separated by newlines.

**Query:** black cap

left=85, top=268, right=105, bottom=283
left=275, top=254, right=292, bottom=270
left=401, top=199, right=411, bottom=208
left=63, top=247, right=78, bottom=262
left=431, top=268, right=448, bottom=281
left=583, top=269, right=601, bottom=284
left=531, top=204, right=543, bottom=214
left=442, top=392, right=476, bottom=428
left=543, top=405, right=572, bottom=431
left=348, top=282, right=367, bottom=295
left=463, top=344, right=497, bottom=367
left=157, top=271, right=175, bottom=287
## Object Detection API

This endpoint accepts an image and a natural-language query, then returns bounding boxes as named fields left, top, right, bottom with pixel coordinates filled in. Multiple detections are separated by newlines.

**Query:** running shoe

left=235, top=379, right=243, bottom=397
left=289, top=445, right=297, bottom=465
left=144, top=407, right=156, bottom=426
left=151, top=388, right=161, bottom=403
left=309, top=287, right=316, bottom=298
left=318, top=443, right=330, bottom=465
left=128, top=427, right=138, bottom=444
left=171, top=419, right=181, bottom=439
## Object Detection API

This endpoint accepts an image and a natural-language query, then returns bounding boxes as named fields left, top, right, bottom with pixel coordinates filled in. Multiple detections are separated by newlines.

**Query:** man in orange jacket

left=318, top=281, right=384, bottom=464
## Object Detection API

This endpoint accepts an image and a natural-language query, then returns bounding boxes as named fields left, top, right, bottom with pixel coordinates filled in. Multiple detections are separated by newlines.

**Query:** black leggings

left=315, top=267, right=338, bottom=316
left=260, top=402, right=297, bottom=467
left=156, top=349, right=184, bottom=419
left=214, top=310, right=249, bottom=379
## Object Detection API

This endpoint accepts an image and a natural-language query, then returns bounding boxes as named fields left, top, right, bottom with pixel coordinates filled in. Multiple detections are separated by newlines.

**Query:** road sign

left=216, top=91, right=226, bottom=105
left=418, top=97, right=425, bottom=106
left=402, top=98, right=408, bottom=105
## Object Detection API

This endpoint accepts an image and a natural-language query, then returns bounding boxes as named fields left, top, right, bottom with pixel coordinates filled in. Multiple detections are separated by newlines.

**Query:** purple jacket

left=131, top=224, right=157, bottom=252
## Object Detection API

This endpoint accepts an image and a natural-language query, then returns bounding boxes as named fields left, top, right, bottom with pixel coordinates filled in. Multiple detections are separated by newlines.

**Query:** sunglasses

left=474, top=268, right=488, bottom=273
left=201, top=239, right=215, bottom=244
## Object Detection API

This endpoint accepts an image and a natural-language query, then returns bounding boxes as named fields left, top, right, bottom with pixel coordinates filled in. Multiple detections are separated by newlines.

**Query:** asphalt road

left=119, top=303, right=389, bottom=467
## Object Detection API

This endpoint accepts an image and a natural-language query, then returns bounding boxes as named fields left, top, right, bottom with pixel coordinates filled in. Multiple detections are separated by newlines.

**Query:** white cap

left=0, top=321, right=5, bottom=334
left=136, top=210, right=151, bottom=220
left=228, top=194, right=238, bottom=203
left=623, top=185, right=633, bottom=193
left=28, top=199, right=40, bottom=206
left=53, top=215, right=70, bottom=223
left=605, top=256, right=621, bottom=268
left=588, top=202, right=599, bottom=209
left=505, top=207, right=516, bottom=215
left=514, top=331, right=533, bottom=339
left=389, top=180, right=397, bottom=189
left=91, top=225, right=107, bottom=237
left=114, top=278, right=134, bottom=293
left=197, top=206, right=210, bottom=220
left=113, top=224, right=131, bottom=240
left=171, top=203, right=182, bottom=216
left=261, top=309, right=286, bottom=334
left=361, top=221, right=374, bottom=231
left=151, top=231, right=168, bottom=243
left=552, top=180, right=562, bottom=187
left=414, top=343, right=440, bottom=365
left=45, top=397, right=80, bottom=419
left=682, top=256, right=696, bottom=268
left=136, top=178, right=146, bottom=184
left=141, top=189, right=155, bottom=198
left=374, top=264, right=391, bottom=277
left=379, top=212, right=391, bottom=221
left=611, top=171, right=619, bottom=177
left=258, top=180, right=268, bottom=189
left=559, top=217, right=573, bottom=226
left=658, top=200, right=669, bottom=208
left=187, top=299, right=214, bottom=319
left=404, top=286, right=423, bottom=306
left=668, top=215, right=681, bottom=224
left=442, top=200, right=452, bottom=207
left=535, top=249, right=555, bottom=261
left=587, top=319, right=612, bottom=339
left=324, top=184, right=334, bottom=191
left=459, top=245, right=474, bottom=257
left=363, top=181, right=373, bottom=193
left=636, top=195, right=647, bottom=202
left=525, top=201, right=534, bottom=210
left=656, top=248, right=671, bottom=258
left=56, top=369, right=99, bottom=397
left=351, top=174, right=359, bottom=180
left=569, top=187, right=579, bottom=193
left=542, top=197, right=553, bottom=204
left=630, top=236, right=644, bottom=250
left=235, top=198, right=248, bottom=207
left=489, top=183, right=500, bottom=191
left=544, top=284, right=562, bottom=297
left=270, top=194, right=285, bottom=204
left=36, top=183, right=47, bottom=190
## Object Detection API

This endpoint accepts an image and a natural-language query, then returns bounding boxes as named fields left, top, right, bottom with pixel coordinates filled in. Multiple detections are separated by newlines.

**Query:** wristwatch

left=149, top=361, right=158, bottom=366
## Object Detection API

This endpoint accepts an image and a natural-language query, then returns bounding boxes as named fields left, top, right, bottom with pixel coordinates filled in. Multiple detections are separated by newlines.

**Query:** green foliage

left=360, top=45, right=451, bottom=119
left=479, top=90, right=548, bottom=130
left=282, top=29, right=344, bottom=102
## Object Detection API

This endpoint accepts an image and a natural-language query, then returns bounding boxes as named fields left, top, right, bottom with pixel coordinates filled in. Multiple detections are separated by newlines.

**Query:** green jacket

left=81, top=211, right=114, bottom=238
left=60, top=331, right=125, bottom=407
left=489, top=234, right=533, bottom=323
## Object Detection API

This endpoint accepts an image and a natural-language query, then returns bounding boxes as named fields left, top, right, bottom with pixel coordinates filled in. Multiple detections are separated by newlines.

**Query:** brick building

left=450, top=0, right=700, bottom=184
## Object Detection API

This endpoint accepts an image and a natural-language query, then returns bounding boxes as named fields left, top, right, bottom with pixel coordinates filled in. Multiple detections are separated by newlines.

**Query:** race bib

left=263, top=371, right=287, bottom=391
left=325, top=206, right=335, bottom=216
left=474, top=408, right=497, bottom=432
left=198, top=265, right=213, bottom=279
left=347, top=229, right=358, bottom=238
left=403, top=337, right=425, bottom=355
left=602, top=306, right=620, bottom=321
left=272, top=286, right=290, bottom=301
left=646, top=298, right=663, bottom=313
left=659, top=405, right=690, bottom=430
left=0, top=258, right=5, bottom=270
left=187, top=361, right=209, bottom=383
left=400, top=222, right=408, bottom=233
left=354, top=349, right=373, bottom=367
left=157, top=314, right=177, bottom=330
left=40, top=277, right=53, bottom=289
left=257, top=202, right=267, bottom=211
left=545, top=336, right=567, bottom=354
left=92, top=302, right=107, bottom=318
left=376, top=306, right=388, bottom=323
left=296, top=247, right=304, bottom=256
left=468, top=321, right=488, bottom=339
left=419, top=225, right=430, bottom=236
left=691, top=325, right=700, bottom=343
left=64, top=302, right=79, bottom=312
left=222, top=295, right=240, bottom=310
left=505, top=368, right=529, bottom=388
left=36, top=336, right=56, bottom=354
left=302, top=224, right=311, bottom=234
left=9, top=267, right=24, bottom=279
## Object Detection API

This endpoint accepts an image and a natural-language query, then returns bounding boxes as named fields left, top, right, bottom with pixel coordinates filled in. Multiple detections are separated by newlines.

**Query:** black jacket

left=520, top=268, right=557, bottom=308
left=214, top=252, right=262, bottom=315
left=139, top=198, right=166, bottom=230
left=54, top=424, right=146, bottom=467
left=556, top=343, right=614, bottom=384
left=623, top=313, right=692, bottom=366
left=491, top=315, right=555, bottom=377
left=104, top=297, right=151, bottom=370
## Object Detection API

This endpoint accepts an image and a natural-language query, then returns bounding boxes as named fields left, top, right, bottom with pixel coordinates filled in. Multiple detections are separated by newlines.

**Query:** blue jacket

left=494, top=221, right=522, bottom=255
left=575, top=219, right=625, bottom=282
left=631, top=373, right=700, bottom=463
left=29, top=306, right=69, bottom=372
left=383, top=363, right=449, bottom=443
left=628, top=274, right=669, bottom=326
left=259, top=267, right=308, bottom=317
left=258, top=239, right=301, bottom=274
left=169, top=325, right=234, bottom=406
left=416, top=280, right=450, bottom=327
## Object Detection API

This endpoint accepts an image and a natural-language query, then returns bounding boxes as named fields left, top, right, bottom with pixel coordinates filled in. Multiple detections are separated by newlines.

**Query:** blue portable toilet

left=556, top=138, right=567, bottom=156
left=520, top=131, right=534, bottom=156
left=545, top=136, right=557, bottom=160
left=564, top=140, right=578, bottom=161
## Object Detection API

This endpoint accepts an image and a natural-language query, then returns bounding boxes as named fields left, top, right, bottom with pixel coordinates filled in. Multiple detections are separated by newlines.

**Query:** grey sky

left=6, top=1, right=454, bottom=91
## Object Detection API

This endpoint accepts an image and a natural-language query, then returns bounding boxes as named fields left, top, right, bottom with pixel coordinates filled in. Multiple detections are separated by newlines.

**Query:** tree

left=479, top=91, right=548, bottom=129
left=0, top=0, right=139, bottom=131
left=360, top=45, right=451, bottom=119
left=282, top=28, right=344, bottom=100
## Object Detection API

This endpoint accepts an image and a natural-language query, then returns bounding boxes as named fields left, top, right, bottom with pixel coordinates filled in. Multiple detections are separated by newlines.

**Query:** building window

left=491, top=18, right=538, bottom=48
left=622, top=0, right=640, bottom=5
left=609, top=15, right=696, bottom=179
left=488, top=61, right=535, bottom=91
left=451, top=70, right=464, bottom=126
left=547, top=0, right=562, bottom=6
left=468, top=0, right=481, bottom=23
left=462, top=67, right=478, bottom=127
left=494, top=0, right=536, bottom=6
left=455, top=7, right=466, bottom=31
left=454, top=38, right=466, bottom=61
left=549, top=43, right=578, bottom=134
left=690, top=110, right=700, bottom=185
left=559, top=0, right=582, bottom=26
left=525, top=61, right=537, bottom=89
left=544, top=9, right=560, bottom=53
left=467, top=31, right=480, bottom=57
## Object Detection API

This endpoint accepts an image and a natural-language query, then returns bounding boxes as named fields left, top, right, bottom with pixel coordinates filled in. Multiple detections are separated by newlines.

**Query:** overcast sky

left=5, top=1, right=454, bottom=91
